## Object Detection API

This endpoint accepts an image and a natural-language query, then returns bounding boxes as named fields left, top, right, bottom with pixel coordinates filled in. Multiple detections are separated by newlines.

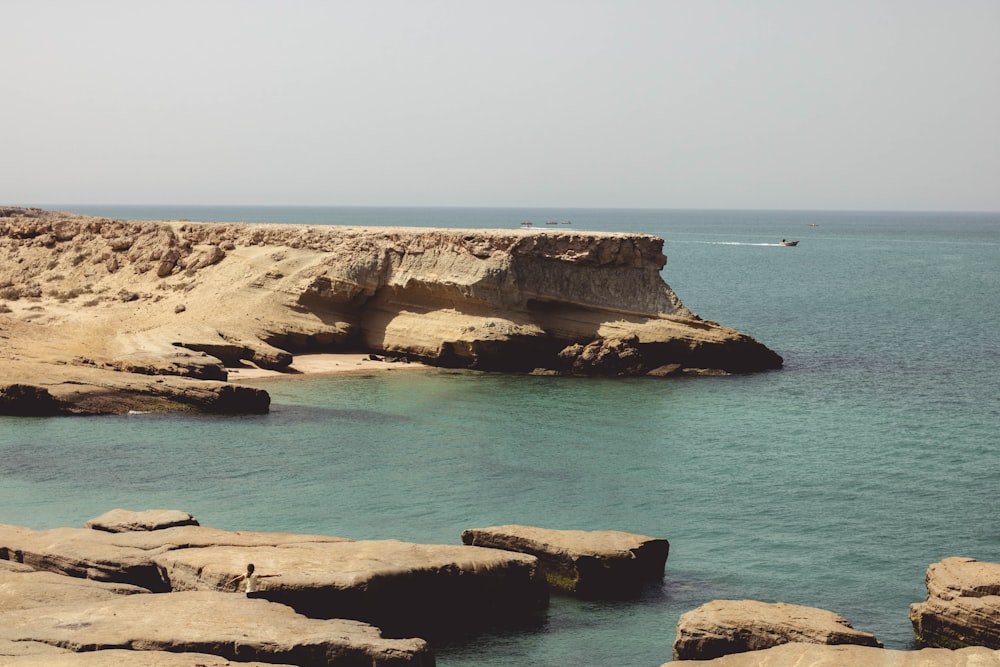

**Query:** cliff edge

left=0, top=207, right=781, bottom=414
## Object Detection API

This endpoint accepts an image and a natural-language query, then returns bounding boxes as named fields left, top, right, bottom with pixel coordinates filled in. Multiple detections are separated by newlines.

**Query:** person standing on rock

left=226, top=563, right=278, bottom=597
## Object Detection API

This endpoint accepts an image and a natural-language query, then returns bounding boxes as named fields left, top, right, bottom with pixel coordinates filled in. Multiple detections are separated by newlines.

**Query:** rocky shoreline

left=1, top=511, right=998, bottom=666
left=0, top=207, right=782, bottom=416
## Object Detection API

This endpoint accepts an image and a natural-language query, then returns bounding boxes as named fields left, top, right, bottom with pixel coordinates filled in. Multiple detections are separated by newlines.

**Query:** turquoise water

left=4, top=207, right=999, bottom=665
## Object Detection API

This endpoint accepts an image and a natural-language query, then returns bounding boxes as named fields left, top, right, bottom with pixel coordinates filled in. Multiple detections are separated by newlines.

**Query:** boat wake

left=702, top=242, right=788, bottom=246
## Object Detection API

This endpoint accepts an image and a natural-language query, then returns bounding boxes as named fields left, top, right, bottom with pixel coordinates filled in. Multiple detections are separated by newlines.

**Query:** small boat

left=520, top=221, right=533, bottom=229
left=808, top=223, right=818, bottom=227
left=545, top=220, right=559, bottom=225
left=780, top=239, right=799, bottom=246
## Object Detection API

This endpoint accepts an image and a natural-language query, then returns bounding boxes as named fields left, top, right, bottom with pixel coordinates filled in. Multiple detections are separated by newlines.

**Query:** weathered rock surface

left=0, top=559, right=148, bottom=609
left=0, top=590, right=432, bottom=666
left=672, top=599, right=882, bottom=661
left=84, top=508, right=200, bottom=532
left=665, top=641, right=1000, bottom=665
left=0, top=523, right=352, bottom=592
left=0, top=520, right=547, bottom=638
left=461, top=524, right=668, bottom=598
left=1, top=641, right=291, bottom=667
left=0, top=207, right=781, bottom=414
left=0, top=383, right=70, bottom=415
left=156, top=539, right=547, bottom=637
left=910, top=557, right=1000, bottom=649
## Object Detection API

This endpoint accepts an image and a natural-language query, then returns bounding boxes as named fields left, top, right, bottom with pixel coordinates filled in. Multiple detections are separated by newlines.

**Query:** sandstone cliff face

left=0, top=208, right=781, bottom=413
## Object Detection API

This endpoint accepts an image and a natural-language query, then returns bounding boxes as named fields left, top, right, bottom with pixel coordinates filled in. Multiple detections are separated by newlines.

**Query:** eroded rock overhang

left=0, top=209, right=783, bottom=414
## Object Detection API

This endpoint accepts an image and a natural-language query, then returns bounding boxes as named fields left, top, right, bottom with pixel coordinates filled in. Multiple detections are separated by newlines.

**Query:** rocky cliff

left=0, top=207, right=781, bottom=414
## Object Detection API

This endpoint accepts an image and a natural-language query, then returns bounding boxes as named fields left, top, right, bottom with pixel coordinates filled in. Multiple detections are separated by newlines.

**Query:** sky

left=4, top=1, right=999, bottom=211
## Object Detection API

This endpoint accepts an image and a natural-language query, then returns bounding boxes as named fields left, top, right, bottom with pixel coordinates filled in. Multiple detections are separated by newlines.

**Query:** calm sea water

left=4, top=206, right=999, bottom=665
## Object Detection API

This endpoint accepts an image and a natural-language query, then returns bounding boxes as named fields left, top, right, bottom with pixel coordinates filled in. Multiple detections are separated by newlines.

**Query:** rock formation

left=1, top=641, right=294, bottom=667
left=84, top=508, right=200, bottom=532
left=1, top=558, right=425, bottom=666
left=910, top=557, right=1000, bottom=649
left=672, top=599, right=882, bottom=661
left=0, top=589, right=432, bottom=666
left=0, top=559, right=149, bottom=609
left=0, top=207, right=782, bottom=414
left=0, top=516, right=547, bottom=639
left=664, top=642, right=1000, bottom=665
left=155, top=539, right=547, bottom=638
left=461, top=524, right=669, bottom=598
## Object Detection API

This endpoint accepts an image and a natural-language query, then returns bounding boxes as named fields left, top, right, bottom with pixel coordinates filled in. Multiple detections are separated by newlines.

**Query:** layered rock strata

left=0, top=587, right=431, bottom=666
left=910, top=557, right=1000, bottom=649
left=0, top=518, right=547, bottom=639
left=0, top=559, right=424, bottom=666
left=665, top=642, right=1000, bottom=665
left=0, top=207, right=781, bottom=414
left=672, top=599, right=882, bottom=661
left=156, top=539, right=547, bottom=637
left=0, top=640, right=294, bottom=667
left=461, top=524, right=669, bottom=598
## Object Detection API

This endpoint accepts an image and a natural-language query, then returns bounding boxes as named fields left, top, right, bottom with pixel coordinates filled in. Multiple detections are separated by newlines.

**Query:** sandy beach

left=226, top=353, right=430, bottom=381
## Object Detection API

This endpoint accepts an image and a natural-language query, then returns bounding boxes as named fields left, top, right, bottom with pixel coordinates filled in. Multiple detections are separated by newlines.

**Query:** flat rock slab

left=672, top=600, right=882, bottom=661
left=156, top=538, right=548, bottom=637
left=924, top=556, right=1000, bottom=600
left=0, top=640, right=290, bottom=666
left=0, top=523, right=350, bottom=592
left=910, top=557, right=1000, bottom=649
left=0, top=590, right=431, bottom=666
left=461, top=524, right=669, bottom=598
left=0, top=522, right=548, bottom=639
left=665, top=642, right=1000, bottom=665
left=0, top=559, right=147, bottom=610
left=84, top=508, right=200, bottom=532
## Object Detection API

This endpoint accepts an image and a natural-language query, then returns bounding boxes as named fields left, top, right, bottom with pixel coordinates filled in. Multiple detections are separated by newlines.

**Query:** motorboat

left=780, top=239, right=799, bottom=246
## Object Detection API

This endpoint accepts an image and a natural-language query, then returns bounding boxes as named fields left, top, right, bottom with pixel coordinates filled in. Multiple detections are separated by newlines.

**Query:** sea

left=2, top=205, right=998, bottom=665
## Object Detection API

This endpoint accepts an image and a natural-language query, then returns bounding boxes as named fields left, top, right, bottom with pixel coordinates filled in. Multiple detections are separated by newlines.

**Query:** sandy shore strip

left=227, top=353, right=429, bottom=381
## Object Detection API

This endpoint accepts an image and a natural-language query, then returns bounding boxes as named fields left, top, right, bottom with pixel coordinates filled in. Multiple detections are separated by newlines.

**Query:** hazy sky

left=5, top=1, right=999, bottom=211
